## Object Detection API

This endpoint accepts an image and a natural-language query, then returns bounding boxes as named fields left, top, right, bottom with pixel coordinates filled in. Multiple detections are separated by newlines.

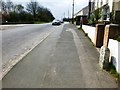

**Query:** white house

left=74, top=6, right=89, bottom=25
left=90, top=0, right=120, bottom=21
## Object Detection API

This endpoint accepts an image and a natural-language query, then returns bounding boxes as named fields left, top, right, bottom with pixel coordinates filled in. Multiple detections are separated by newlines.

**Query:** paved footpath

left=2, top=23, right=118, bottom=88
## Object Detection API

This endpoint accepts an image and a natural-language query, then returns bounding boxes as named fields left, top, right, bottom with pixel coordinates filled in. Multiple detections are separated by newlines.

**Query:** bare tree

left=1, top=0, right=7, bottom=14
left=14, top=4, right=24, bottom=13
left=6, top=0, right=14, bottom=13
left=26, top=0, right=39, bottom=18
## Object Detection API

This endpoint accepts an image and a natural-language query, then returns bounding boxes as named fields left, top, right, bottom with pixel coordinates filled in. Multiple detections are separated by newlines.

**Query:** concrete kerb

left=1, top=28, right=56, bottom=80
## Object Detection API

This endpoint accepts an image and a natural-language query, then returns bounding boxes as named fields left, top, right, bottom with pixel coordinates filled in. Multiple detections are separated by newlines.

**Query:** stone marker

left=99, top=46, right=110, bottom=70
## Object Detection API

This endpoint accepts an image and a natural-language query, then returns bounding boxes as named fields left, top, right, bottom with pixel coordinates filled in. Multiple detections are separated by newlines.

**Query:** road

left=1, top=23, right=58, bottom=77
left=2, top=23, right=118, bottom=88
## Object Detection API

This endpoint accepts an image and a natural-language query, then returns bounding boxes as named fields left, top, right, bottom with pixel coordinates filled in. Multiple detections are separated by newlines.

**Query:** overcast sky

left=9, top=0, right=89, bottom=19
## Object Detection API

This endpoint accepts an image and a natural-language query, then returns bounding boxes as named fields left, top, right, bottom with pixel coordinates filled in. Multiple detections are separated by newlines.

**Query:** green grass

left=78, top=27, right=83, bottom=30
left=116, top=36, right=120, bottom=42
left=106, top=62, right=120, bottom=81
left=34, top=21, right=47, bottom=24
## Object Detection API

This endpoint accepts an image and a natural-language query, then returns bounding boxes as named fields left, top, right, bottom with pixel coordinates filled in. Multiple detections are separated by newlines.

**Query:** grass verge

left=78, top=27, right=83, bottom=30
left=34, top=21, right=46, bottom=24
left=106, top=62, right=120, bottom=81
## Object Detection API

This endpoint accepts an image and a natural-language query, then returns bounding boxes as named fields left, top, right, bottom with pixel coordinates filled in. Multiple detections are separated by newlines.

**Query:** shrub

left=88, top=8, right=102, bottom=25
left=88, top=14, right=95, bottom=25
left=116, top=36, right=120, bottom=42
left=94, top=8, right=102, bottom=24
left=109, top=11, right=114, bottom=23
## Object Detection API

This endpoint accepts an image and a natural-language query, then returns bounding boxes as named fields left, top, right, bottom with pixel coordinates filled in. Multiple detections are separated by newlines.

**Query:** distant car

left=61, top=21, right=64, bottom=23
left=52, top=19, right=61, bottom=25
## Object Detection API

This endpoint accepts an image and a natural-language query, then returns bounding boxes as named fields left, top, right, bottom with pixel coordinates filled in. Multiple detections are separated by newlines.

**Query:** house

left=90, top=0, right=120, bottom=21
left=74, top=6, right=89, bottom=25
left=88, top=0, right=95, bottom=18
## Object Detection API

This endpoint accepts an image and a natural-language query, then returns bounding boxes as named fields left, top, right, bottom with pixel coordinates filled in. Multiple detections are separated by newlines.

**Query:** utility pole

left=72, top=0, right=74, bottom=24
left=68, top=10, right=69, bottom=19
left=88, top=0, right=91, bottom=19
left=68, top=10, right=69, bottom=22
left=64, top=12, right=65, bottom=18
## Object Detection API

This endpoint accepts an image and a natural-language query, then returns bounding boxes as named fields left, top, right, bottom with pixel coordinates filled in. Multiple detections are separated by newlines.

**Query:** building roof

left=74, top=6, right=89, bottom=18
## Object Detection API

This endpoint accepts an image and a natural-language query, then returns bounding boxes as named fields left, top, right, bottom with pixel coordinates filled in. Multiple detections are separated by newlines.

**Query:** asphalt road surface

left=2, top=23, right=58, bottom=77
left=2, top=23, right=118, bottom=88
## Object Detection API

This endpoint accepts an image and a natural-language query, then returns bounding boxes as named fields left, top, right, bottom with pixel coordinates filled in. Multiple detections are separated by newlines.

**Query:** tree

left=2, top=0, right=54, bottom=24
left=1, top=0, right=7, bottom=13
left=26, top=0, right=39, bottom=18
left=6, top=0, right=14, bottom=13
left=37, top=7, right=55, bottom=22
left=14, top=4, right=24, bottom=13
